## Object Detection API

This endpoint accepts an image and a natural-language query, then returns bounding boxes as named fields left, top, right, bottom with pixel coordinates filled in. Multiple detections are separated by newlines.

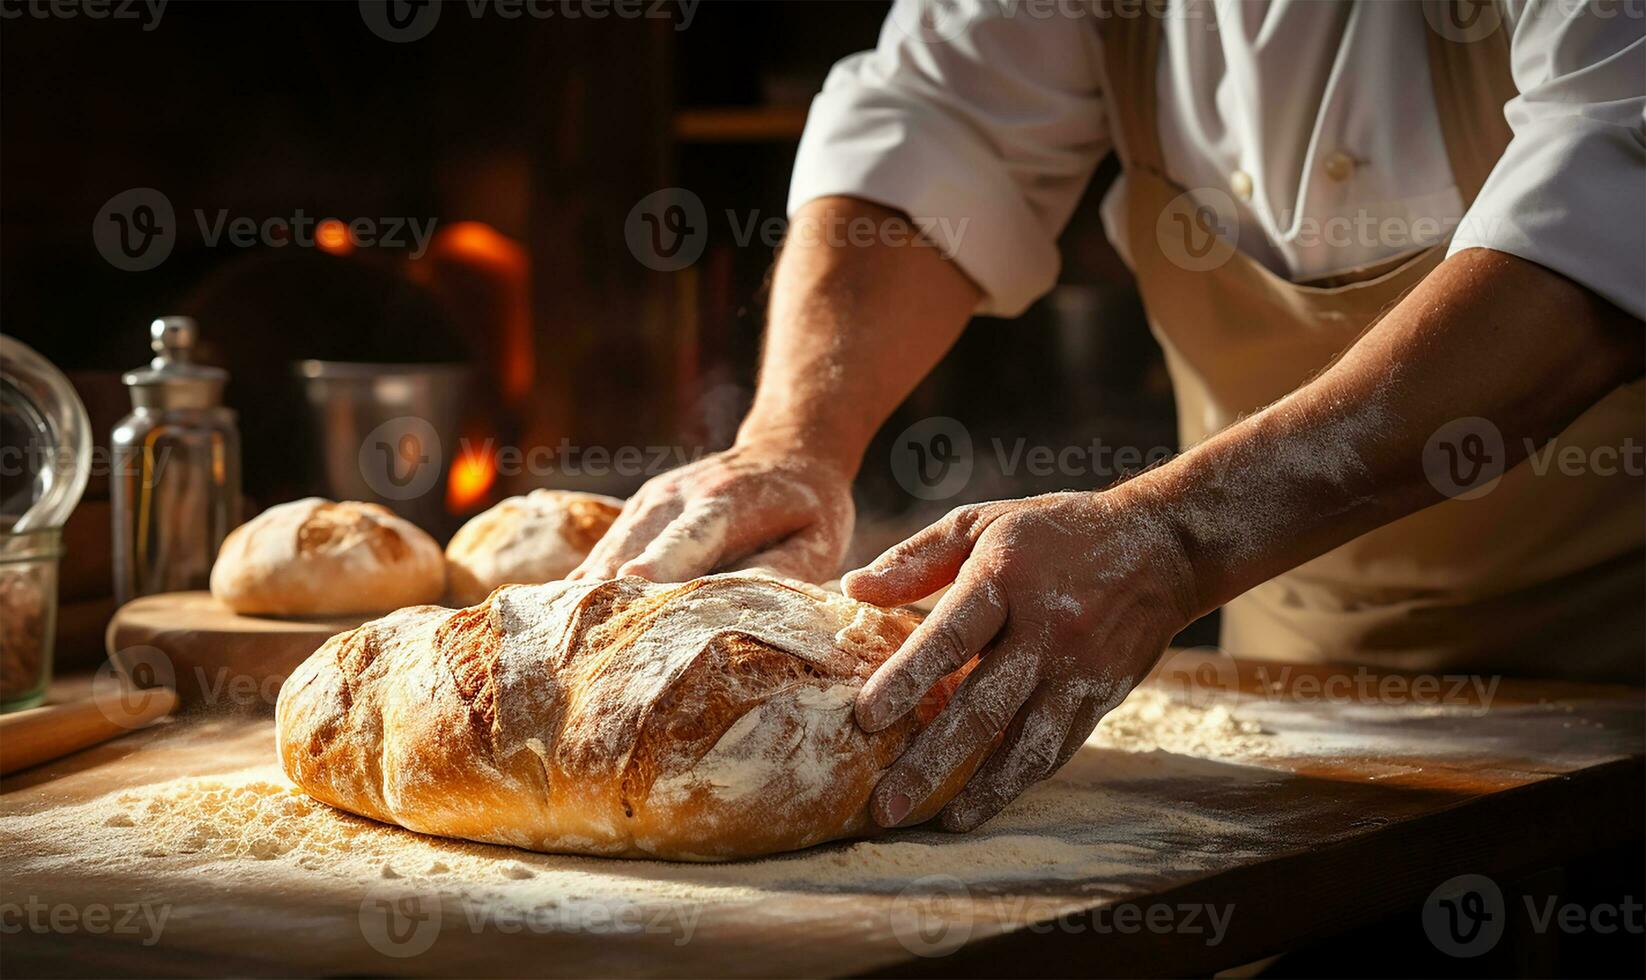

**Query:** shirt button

left=1324, top=151, right=1356, bottom=182
left=1229, top=169, right=1253, bottom=200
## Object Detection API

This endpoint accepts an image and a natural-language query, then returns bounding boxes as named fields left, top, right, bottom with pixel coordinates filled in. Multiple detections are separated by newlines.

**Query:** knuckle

left=919, top=620, right=974, bottom=672
left=978, top=532, right=1022, bottom=567
left=883, top=534, right=920, bottom=562
left=948, top=785, right=1001, bottom=826
left=883, top=667, right=928, bottom=715
left=957, top=701, right=1009, bottom=746
left=946, top=504, right=983, bottom=535
left=970, top=544, right=1013, bottom=580
left=987, top=512, right=1032, bottom=546
left=1014, top=736, right=1062, bottom=781
left=634, top=498, right=674, bottom=521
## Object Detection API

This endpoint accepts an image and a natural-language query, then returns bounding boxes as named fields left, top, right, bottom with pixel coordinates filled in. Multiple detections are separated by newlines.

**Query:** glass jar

left=0, top=527, right=61, bottom=710
left=1, top=336, right=91, bottom=532
left=1, top=335, right=90, bottom=712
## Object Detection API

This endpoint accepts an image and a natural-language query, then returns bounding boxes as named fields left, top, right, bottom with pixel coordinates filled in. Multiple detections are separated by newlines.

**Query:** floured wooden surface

left=3, top=660, right=1641, bottom=978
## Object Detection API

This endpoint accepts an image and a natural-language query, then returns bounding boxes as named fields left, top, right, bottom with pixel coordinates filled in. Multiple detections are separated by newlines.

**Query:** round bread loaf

left=210, top=498, right=445, bottom=616
left=444, top=489, right=622, bottom=605
left=276, top=573, right=977, bottom=861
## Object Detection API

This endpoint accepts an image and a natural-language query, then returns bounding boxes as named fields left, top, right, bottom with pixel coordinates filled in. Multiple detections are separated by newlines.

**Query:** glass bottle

left=112, top=317, right=242, bottom=604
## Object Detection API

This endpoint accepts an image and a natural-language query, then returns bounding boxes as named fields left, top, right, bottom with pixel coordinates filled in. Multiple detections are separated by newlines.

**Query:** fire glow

left=315, top=218, right=355, bottom=255
left=446, top=439, right=497, bottom=513
left=428, top=221, right=534, bottom=401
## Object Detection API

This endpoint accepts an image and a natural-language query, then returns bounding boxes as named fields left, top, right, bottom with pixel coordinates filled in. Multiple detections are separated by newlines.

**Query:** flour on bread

left=277, top=572, right=966, bottom=861
left=445, top=490, right=623, bottom=605
left=211, top=498, right=445, bottom=616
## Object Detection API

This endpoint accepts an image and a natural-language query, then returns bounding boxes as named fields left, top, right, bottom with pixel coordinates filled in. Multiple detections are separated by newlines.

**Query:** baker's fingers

left=939, top=680, right=1087, bottom=832
left=569, top=494, right=682, bottom=580
left=724, top=526, right=844, bottom=582
left=616, top=500, right=739, bottom=583
left=1051, top=692, right=1111, bottom=771
left=869, top=646, right=1037, bottom=828
left=842, top=504, right=1002, bottom=607
left=856, top=568, right=1008, bottom=732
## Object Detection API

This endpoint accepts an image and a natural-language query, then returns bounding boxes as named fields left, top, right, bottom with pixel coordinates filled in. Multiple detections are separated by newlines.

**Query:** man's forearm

left=738, top=196, right=983, bottom=475
left=1134, top=248, right=1644, bottom=614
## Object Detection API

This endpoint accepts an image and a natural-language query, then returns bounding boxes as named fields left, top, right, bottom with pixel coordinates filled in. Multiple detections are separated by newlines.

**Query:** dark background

left=2, top=0, right=1198, bottom=651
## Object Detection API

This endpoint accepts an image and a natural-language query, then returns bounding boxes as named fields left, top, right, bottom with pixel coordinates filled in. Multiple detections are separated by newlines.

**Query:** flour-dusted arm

left=573, top=1, right=1111, bottom=584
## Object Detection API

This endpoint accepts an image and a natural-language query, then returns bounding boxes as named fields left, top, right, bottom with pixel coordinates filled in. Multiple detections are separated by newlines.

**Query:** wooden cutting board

left=103, top=592, right=367, bottom=709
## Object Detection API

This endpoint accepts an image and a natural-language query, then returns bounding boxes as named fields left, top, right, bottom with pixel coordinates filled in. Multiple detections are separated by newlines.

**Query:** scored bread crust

left=444, top=489, right=623, bottom=606
left=276, top=572, right=977, bottom=861
left=211, top=498, right=445, bottom=616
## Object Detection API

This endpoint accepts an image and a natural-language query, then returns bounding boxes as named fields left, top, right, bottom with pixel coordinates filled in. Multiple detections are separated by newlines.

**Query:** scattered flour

left=2, top=687, right=1291, bottom=920
left=1091, top=687, right=1274, bottom=757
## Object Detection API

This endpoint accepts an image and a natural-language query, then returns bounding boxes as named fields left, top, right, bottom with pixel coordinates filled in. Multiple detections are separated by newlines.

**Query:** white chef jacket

left=788, top=0, right=1646, bottom=320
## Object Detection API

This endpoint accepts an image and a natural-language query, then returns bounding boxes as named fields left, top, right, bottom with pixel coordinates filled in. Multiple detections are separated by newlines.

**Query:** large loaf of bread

left=276, top=573, right=974, bottom=861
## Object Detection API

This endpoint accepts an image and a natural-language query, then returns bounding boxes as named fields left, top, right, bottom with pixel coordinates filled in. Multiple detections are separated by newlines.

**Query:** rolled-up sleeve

left=1449, top=1, right=1646, bottom=320
left=788, top=0, right=1110, bottom=317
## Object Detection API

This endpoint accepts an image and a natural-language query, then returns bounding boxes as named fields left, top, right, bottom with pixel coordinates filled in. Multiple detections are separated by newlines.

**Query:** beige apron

left=1099, top=3, right=1645, bottom=681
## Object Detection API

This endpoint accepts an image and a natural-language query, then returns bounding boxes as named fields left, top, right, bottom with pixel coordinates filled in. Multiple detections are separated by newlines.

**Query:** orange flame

left=315, top=219, right=355, bottom=255
left=446, top=440, right=497, bottom=514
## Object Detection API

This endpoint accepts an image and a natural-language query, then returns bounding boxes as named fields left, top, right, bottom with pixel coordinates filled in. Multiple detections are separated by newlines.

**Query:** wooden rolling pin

left=0, top=688, right=178, bottom=776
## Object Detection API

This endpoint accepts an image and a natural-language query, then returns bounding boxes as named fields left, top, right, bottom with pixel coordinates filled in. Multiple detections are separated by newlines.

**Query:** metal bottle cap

left=121, top=316, right=228, bottom=410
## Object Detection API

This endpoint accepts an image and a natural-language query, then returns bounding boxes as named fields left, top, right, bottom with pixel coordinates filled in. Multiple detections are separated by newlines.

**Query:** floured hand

left=844, top=487, right=1197, bottom=832
left=569, top=440, right=854, bottom=584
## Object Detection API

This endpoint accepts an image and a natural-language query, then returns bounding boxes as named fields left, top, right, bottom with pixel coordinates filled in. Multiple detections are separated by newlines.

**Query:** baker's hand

left=844, top=487, right=1198, bottom=831
left=568, top=439, right=854, bottom=584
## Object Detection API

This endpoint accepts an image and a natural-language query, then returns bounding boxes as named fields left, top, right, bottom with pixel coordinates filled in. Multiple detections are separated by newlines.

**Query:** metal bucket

left=293, top=361, right=468, bottom=535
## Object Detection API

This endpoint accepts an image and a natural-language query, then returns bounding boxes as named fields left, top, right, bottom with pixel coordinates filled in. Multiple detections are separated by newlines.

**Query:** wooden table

left=2, top=657, right=1641, bottom=978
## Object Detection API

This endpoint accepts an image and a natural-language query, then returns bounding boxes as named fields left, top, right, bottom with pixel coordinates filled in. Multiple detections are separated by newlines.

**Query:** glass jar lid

left=0, top=335, right=91, bottom=533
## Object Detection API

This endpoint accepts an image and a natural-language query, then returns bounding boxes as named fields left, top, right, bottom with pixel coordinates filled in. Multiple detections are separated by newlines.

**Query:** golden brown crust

left=433, top=604, right=505, bottom=748
left=444, top=490, right=624, bottom=606
left=296, top=501, right=410, bottom=565
left=277, top=574, right=978, bottom=861
left=212, top=498, right=445, bottom=616
left=562, top=497, right=622, bottom=551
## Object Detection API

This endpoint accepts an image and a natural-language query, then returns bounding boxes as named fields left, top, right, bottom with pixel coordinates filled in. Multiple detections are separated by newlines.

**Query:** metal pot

left=293, top=361, right=468, bottom=535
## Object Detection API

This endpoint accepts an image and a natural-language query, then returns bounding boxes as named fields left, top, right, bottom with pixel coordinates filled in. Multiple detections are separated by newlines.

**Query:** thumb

left=842, top=505, right=996, bottom=607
